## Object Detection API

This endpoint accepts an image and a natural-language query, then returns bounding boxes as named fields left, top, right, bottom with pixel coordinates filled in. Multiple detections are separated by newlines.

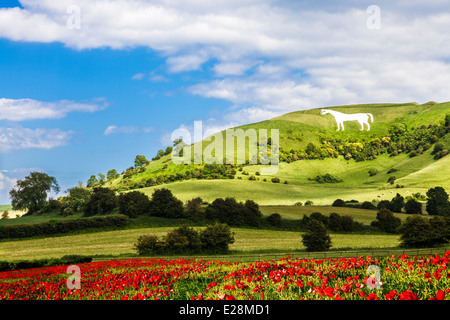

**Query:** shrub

left=267, top=213, right=283, bottom=227
left=164, top=225, right=202, bottom=254
left=368, top=169, right=378, bottom=176
left=426, top=186, right=449, bottom=215
left=84, top=187, right=117, bottom=216
left=205, top=198, right=262, bottom=227
left=328, top=213, right=343, bottom=232
left=134, top=235, right=165, bottom=256
left=200, top=223, right=235, bottom=254
left=0, top=214, right=128, bottom=240
left=304, top=200, right=314, bottom=206
left=389, top=193, right=405, bottom=213
left=301, top=219, right=332, bottom=252
left=399, top=215, right=449, bottom=248
left=149, top=188, right=184, bottom=218
left=370, top=209, right=401, bottom=234
left=271, top=177, right=280, bottom=183
left=405, top=199, right=423, bottom=215
left=117, top=191, right=151, bottom=218
left=332, top=199, right=345, bottom=207
left=361, top=201, right=377, bottom=210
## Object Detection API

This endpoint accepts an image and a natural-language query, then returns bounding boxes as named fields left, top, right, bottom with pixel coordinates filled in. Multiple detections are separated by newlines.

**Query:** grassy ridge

left=102, top=101, right=450, bottom=205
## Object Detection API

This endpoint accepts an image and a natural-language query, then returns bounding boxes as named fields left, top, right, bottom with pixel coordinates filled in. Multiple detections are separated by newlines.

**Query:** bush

left=134, top=235, right=165, bottom=255
left=84, top=187, right=117, bottom=216
left=149, top=188, right=184, bottom=218
left=328, top=213, right=343, bottom=231
left=271, top=177, right=280, bottom=183
left=200, top=223, right=235, bottom=254
left=205, top=198, right=262, bottom=227
left=301, top=219, right=331, bottom=252
left=361, top=201, right=377, bottom=210
left=370, top=209, right=401, bottom=234
left=134, top=223, right=235, bottom=255
left=0, top=214, right=128, bottom=240
left=405, top=199, right=423, bottom=215
left=267, top=213, right=283, bottom=227
left=332, top=199, right=346, bottom=207
left=118, top=191, right=151, bottom=218
left=426, top=186, right=449, bottom=216
left=164, top=225, right=202, bottom=254
left=399, top=215, right=449, bottom=248
left=389, top=193, right=405, bottom=213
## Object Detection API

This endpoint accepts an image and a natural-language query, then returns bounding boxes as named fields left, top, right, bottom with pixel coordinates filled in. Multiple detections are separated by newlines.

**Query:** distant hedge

left=0, top=255, right=93, bottom=272
left=0, top=214, right=129, bottom=240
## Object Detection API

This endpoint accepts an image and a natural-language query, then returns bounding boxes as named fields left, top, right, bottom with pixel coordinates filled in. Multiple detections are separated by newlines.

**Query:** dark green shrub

left=301, top=219, right=332, bottom=252
left=164, top=225, right=202, bottom=254
left=426, top=186, right=449, bottom=215
left=361, top=201, right=377, bottom=210
left=404, top=199, right=423, bottom=214
left=118, top=191, right=151, bottom=218
left=200, top=223, right=235, bottom=254
left=205, top=197, right=262, bottom=227
left=134, top=235, right=165, bottom=255
left=389, top=193, right=405, bottom=213
left=332, top=199, right=346, bottom=207
left=267, top=213, right=282, bottom=227
left=328, top=213, right=343, bottom=231
left=398, top=215, right=448, bottom=248
left=84, top=187, right=117, bottom=216
left=149, top=188, right=184, bottom=218
left=370, top=208, right=401, bottom=233
left=309, top=212, right=329, bottom=228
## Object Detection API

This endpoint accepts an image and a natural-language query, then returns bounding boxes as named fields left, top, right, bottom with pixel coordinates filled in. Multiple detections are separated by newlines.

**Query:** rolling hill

left=103, top=101, right=450, bottom=205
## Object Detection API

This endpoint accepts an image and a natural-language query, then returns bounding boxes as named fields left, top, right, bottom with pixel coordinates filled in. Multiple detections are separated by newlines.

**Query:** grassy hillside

left=101, top=101, right=450, bottom=205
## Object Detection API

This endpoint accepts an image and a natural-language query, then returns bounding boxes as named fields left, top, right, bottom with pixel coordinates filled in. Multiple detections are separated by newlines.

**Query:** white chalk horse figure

left=320, top=109, right=374, bottom=131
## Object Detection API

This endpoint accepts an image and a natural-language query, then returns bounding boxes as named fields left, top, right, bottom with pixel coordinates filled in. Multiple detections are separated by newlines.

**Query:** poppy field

left=1, top=252, right=449, bottom=300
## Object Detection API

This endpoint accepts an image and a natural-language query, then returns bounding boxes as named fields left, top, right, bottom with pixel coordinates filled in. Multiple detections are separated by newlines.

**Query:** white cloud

left=0, top=98, right=107, bottom=121
left=0, top=126, right=74, bottom=153
left=1, top=0, right=450, bottom=127
left=104, top=125, right=154, bottom=135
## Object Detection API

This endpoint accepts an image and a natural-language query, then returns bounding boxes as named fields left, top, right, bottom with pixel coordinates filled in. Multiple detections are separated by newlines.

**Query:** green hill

left=102, top=101, right=450, bottom=205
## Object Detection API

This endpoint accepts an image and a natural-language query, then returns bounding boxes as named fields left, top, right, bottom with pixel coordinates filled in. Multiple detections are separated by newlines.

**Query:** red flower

left=399, top=290, right=418, bottom=300
left=366, top=293, right=378, bottom=300
left=436, top=290, right=445, bottom=301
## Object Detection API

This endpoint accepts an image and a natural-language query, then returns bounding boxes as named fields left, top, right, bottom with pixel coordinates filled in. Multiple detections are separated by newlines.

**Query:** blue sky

left=1, top=0, right=450, bottom=203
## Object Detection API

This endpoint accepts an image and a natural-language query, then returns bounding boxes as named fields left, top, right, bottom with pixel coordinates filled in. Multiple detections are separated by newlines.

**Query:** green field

left=0, top=101, right=448, bottom=263
left=0, top=224, right=401, bottom=261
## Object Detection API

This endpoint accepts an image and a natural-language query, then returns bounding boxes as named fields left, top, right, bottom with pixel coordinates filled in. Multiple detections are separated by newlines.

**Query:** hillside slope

left=104, top=101, right=450, bottom=205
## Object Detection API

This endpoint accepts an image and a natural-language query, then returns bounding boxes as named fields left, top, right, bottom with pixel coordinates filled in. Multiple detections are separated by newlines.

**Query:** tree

left=405, top=199, right=423, bottom=215
left=59, top=186, right=91, bottom=214
left=426, top=186, right=449, bottom=215
left=370, top=208, right=401, bottom=233
left=97, top=173, right=106, bottom=185
left=107, top=169, right=119, bottom=181
left=149, top=188, right=184, bottom=218
left=200, top=223, right=235, bottom=253
left=84, top=187, right=117, bottom=216
left=118, top=191, right=151, bottom=218
left=399, top=215, right=449, bottom=247
left=301, top=219, right=331, bottom=252
left=134, top=155, right=149, bottom=168
left=9, top=172, right=60, bottom=214
left=389, top=193, right=405, bottom=213
left=86, top=175, right=99, bottom=188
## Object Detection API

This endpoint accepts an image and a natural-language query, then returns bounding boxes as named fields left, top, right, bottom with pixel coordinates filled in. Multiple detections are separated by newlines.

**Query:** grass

left=0, top=226, right=401, bottom=261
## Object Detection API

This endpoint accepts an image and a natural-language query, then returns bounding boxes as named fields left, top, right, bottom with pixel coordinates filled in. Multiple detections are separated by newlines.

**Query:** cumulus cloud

left=104, top=125, right=154, bottom=135
left=0, top=98, right=107, bottom=121
left=0, top=126, right=74, bottom=153
left=1, top=0, right=450, bottom=127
